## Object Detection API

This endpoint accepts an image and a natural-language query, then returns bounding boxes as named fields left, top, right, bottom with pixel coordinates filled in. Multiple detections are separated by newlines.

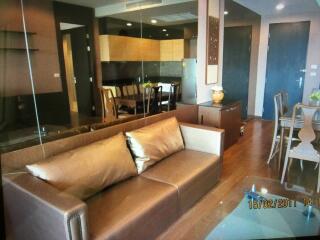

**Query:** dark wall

left=53, top=1, right=98, bottom=117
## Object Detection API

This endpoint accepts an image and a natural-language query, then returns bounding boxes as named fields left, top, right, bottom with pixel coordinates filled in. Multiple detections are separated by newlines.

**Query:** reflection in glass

left=0, top=0, right=42, bottom=154
left=100, top=1, right=198, bottom=115
left=1, top=0, right=198, bottom=152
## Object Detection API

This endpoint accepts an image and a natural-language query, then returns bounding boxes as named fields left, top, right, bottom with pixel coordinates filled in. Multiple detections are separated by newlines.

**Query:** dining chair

left=280, top=91, right=289, bottom=115
left=115, top=86, right=122, bottom=97
left=126, top=84, right=137, bottom=96
left=158, top=82, right=180, bottom=111
left=280, top=104, right=320, bottom=192
left=168, top=83, right=180, bottom=110
left=100, top=88, right=118, bottom=122
left=144, top=86, right=162, bottom=114
left=267, top=93, right=283, bottom=164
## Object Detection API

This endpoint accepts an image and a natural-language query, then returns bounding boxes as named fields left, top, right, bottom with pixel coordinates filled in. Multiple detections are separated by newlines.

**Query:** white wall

left=196, top=0, right=225, bottom=103
left=254, top=12, right=320, bottom=116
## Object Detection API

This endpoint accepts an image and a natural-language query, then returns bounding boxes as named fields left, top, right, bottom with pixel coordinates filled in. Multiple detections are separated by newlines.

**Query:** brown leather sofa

left=2, top=106, right=224, bottom=240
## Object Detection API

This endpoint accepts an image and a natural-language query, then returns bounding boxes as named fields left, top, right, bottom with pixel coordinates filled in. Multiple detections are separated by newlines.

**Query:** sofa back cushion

left=126, top=117, right=184, bottom=173
left=26, top=133, right=137, bottom=199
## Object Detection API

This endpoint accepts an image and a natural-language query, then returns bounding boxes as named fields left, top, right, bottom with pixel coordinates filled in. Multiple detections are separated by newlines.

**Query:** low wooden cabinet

left=198, top=100, right=241, bottom=149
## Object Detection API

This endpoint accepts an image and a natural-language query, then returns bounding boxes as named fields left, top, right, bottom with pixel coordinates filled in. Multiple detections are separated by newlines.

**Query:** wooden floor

left=158, top=119, right=319, bottom=240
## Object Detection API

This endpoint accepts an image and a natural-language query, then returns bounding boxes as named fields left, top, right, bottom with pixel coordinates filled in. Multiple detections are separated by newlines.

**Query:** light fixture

left=151, top=19, right=157, bottom=24
left=162, top=28, right=167, bottom=32
left=276, top=3, right=285, bottom=10
left=224, top=10, right=229, bottom=15
left=166, top=33, right=169, bottom=36
left=126, top=22, right=132, bottom=27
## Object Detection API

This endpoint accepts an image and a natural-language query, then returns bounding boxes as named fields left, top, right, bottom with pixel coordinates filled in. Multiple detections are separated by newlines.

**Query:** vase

left=212, top=90, right=224, bottom=103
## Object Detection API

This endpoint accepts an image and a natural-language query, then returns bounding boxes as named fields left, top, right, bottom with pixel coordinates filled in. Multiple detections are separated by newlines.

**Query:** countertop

left=198, top=99, right=241, bottom=110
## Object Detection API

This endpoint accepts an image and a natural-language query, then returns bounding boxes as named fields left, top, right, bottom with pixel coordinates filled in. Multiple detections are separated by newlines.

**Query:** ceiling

left=224, top=0, right=260, bottom=23
left=234, top=0, right=320, bottom=16
left=110, top=1, right=197, bottom=26
left=55, top=0, right=120, bottom=8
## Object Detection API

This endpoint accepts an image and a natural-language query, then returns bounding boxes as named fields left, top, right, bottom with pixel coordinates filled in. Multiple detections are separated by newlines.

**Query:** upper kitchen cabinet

left=141, top=38, right=160, bottom=61
left=100, top=35, right=160, bottom=61
left=100, top=35, right=184, bottom=62
left=160, top=39, right=184, bottom=61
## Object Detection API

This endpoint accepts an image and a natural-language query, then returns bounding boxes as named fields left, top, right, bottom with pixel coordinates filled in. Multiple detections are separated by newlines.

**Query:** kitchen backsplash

left=102, top=61, right=182, bottom=81
left=160, top=62, right=183, bottom=77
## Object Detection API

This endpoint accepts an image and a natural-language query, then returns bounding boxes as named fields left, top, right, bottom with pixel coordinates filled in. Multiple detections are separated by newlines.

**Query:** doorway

left=263, top=21, right=310, bottom=120
left=222, top=26, right=252, bottom=119
left=60, top=23, right=94, bottom=125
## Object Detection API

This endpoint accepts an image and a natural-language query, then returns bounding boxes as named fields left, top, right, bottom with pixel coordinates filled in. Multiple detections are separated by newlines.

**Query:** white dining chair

left=280, top=91, right=289, bottom=115
left=267, top=93, right=283, bottom=164
left=281, top=104, right=320, bottom=192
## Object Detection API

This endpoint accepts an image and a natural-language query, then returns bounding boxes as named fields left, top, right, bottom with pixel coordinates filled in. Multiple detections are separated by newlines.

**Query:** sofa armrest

left=179, top=123, right=224, bottom=156
left=3, top=172, right=88, bottom=240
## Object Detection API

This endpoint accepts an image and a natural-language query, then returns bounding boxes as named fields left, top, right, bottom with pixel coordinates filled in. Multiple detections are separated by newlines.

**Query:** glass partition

left=1, top=0, right=199, bottom=153
left=98, top=7, right=145, bottom=119
left=0, top=0, right=198, bottom=238
left=1, top=1, right=42, bottom=236
left=109, top=1, right=198, bottom=113
left=0, top=0, right=42, bottom=155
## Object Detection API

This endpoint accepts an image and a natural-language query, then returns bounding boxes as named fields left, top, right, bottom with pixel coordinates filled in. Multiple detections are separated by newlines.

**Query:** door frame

left=262, top=21, right=310, bottom=120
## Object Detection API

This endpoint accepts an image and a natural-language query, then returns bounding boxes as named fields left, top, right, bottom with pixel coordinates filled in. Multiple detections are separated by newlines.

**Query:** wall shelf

left=0, top=30, right=36, bottom=35
left=0, top=47, right=39, bottom=51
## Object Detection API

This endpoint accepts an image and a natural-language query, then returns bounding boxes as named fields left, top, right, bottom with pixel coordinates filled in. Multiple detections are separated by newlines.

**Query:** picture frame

left=206, top=0, right=220, bottom=85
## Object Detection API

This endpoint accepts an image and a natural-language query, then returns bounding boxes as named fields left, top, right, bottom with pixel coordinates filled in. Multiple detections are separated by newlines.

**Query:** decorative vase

left=211, top=85, right=224, bottom=103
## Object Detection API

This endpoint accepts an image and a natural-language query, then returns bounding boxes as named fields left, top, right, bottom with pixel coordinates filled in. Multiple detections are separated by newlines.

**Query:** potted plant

left=309, top=90, right=320, bottom=106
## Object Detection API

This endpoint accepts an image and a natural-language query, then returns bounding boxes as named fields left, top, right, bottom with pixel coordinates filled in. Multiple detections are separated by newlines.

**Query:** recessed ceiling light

left=126, top=22, right=132, bottom=27
left=151, top=19, right=157, bottom=24
left=162, top=28, right=167, bottom=32
left=276, top=3, right=285, bottom=10
left=224, top=11, right=229, bottom=15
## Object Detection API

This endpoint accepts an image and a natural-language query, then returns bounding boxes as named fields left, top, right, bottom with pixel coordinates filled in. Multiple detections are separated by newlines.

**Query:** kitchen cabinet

left=100, top=35, right=184, bottom=62
left=141, top=38, right=160, bottom=61
left=100, top=35, right=160, bottom=61
left=198, top=100, right=241, bottom=149
left=160, top=39, right=184, bottom=61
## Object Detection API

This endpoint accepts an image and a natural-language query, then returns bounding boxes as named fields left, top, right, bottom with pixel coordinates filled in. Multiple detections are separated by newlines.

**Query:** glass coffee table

left=204, top=176, right=320, bottom=240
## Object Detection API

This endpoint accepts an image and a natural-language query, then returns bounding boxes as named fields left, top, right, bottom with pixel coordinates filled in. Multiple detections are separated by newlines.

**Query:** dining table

left=115, top=92, right=170, bottom=115
left=278, top=108, right=320, bottom=167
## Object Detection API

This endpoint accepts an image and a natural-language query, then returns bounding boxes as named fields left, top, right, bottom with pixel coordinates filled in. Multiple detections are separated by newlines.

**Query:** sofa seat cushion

left=141, top=149, right=221, bottom=214
left=86, top=176, right=179, bottom=240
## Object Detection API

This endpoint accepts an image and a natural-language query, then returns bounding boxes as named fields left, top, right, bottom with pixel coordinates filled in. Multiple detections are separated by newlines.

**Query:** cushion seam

left=140, top=175, right=182, bottom=214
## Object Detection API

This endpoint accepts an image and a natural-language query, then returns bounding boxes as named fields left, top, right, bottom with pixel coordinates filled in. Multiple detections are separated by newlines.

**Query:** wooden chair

left=168, top=83, right=180, bottom=111
left=144, top=86, right=162, bottom=114
left=100, top=88, right=118, bottom=122
left=281, top=104, right=320, bottom=192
